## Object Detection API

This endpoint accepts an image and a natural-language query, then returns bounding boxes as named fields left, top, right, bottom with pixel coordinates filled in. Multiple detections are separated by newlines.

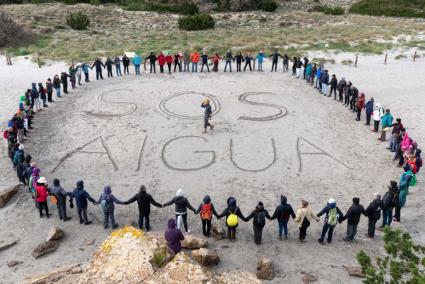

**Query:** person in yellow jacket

left=295, top=200, right=319, bottom=242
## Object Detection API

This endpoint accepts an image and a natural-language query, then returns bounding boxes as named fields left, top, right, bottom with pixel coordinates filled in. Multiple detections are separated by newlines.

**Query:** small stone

left=211, top=223, right=226, bottom=240
left=46, top=227, right=65, bottom=242
left=84, top=239, right=95, bottom=245
left=301, top=271, right=318, bottom=284
left=0, top=185, right=19, bottom=208
left=343, top=265, right=365, bottom=278
left=32, top=241, right=59, bottom=258
left=191, top=248, right=220, bottom=266
left=256, top=256, right=274, bottom=280
left=181, top=235, right=208, bottom=249
left=7, top=260, right=22, bottom=267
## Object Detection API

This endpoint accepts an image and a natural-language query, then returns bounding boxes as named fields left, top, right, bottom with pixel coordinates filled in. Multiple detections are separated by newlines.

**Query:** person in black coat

left=341, top=197, right=365, bottom=242
left=269, top=50, right=282, bottom=72
left=381, top=181, right=398, bottom=228
left=146, top=52, right=157, bottom=73
left=316, top=199, right=344, bottom=244
left=50, top=178, right=73, bottom=221
left=233, top=52, right=244, bottom=72
left=194, top=195, right=219, bottom=237
left=60, top=72, right=70, bottom=94
left=365, top=193, right=382, bottom=238
left=270, top=195, right=295, bottom=240
left=122, top=54, right=130, bottom=75
left=217, top=197, right=247, bottom=241
left=245, top=201, right=271, bottom=245
left=91, top=58, right=105, bottom=80
left=329, top=74, right=338, bottom=99
left=72, top=180, right=96, bottom=225
left=243, top=54, right=253, bottom=71
left=124, top=185, right=162, bottom=231
left=105, top=57, right=114, bottom=78
left=163, top=189, right=196, bottom=233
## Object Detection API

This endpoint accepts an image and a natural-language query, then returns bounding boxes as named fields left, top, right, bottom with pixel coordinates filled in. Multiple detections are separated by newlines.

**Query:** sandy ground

left=0, top=55, right=424, bottom=283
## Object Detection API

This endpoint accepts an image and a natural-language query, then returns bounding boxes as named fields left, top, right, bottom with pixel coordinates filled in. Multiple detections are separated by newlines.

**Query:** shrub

left=123, top=0, right=199, bottom=15
left=63, top=0, right=78, bottom=4
left=261, top=0, right=278, bottom=12
left=310, top=5, right=345, bottom=15
left=66, top=11, right=90, bottom=30
left=89, top=0, right=100, bottom=5
left=178, top=13, right=215, bottom=31
left=0, top=11, right=35, bottom=47
left=177, top=1, right=199, bottom=15
left=350, top=0, right=425, bottom=18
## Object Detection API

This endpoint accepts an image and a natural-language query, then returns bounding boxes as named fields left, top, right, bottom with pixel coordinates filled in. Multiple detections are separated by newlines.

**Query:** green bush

left=63, top=0, right=78, bottom=4
left=123, top=0, right=199, bottom=15
left=89, top=0, right=100, bottom=5
left=177, top=1, right=199, bottom=15
left=261, top=0, right=278, bottom=12
left=178, top=13, right=215, bottom=31
left=310, top=5, right=345, bottom=15
left=350, top=0, right=425, bottom=18
left=66, top=11, right=90, bottom=30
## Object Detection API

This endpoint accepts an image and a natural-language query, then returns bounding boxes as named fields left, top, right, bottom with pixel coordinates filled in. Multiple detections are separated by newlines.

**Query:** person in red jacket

left=158, top=52, right=166, bottom=73
left=211, top=54, right=222, bottom=72
left=165, top=53, right=173, bottom=74
left=356, top=92, right=366, bottom=121
left=35, top=176, right=50, bottom=218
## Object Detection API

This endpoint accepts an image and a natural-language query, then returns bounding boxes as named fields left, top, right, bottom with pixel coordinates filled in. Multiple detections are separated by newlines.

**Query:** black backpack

left=255, top=211, right=266, bottom=226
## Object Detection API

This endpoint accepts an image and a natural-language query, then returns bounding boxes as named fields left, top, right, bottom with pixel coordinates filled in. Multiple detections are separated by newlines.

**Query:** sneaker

left=284, top=235, right=288, bottom=240
left=112, top=224, right=119, bottom=229
left=84, top=221, right=93, bottom=225
left=327, top=239, right=332, bottom=244
left=104, top=224, right=109, bottom=229
left=318, top=239, right=324, bottom=245
left=63, top=217, right=72, bottom=221
left=80, top=220, right=84, bottom=224
left=187, top=229, right=191, bottom=234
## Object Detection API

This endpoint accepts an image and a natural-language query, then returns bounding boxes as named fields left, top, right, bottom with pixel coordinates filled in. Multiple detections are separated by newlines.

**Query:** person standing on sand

left=124, top=185, right=162, bottom=231
left=183, top=51, right=190, bottom=72
left=245, top=201, right=271, bottom=245
left=194, top=195, right=219, bottom=237
left=329, top=74, right=338, bottom=99
left=365, top=97, right=374, bottom=125
left=355, top=92, right=365, bottom=121
left=316, top=198, right=344, bottom=244
left=105, top=57, right=114, bottom=78
left=173, top=52, right=182, bottom=72
left=72, top=180, right=96, bottom=225
left=50, top=178, right=73, bottom=221
left=337, top=77, right=346, bottom=102
left=133, top=54, right=142, bottom=75
left=46, top=78, right=54, bottom=103
left=35, top=177, right=50, bottom=218
left=234, top=52, right=244, bottom=72
left=158, top=52, right=166, bottom=73
left=378, top=109, right=393, bottom=142
left=270, top=195, right=295, bottom=240
left=61, top=72, right=70, bottom=94
left=269, top=50, right=282, bottom=72
left=122, top=54, right=130, bottom=75
left=394, top=165, right=414, bottom=223
left=201, top=99, right=214, bottom=133
left=321, top=69, right=329, bottom=95
left=372, top=103, right=384, bottom=132
left=114, top=56, right=122, bottom=76
left=200, top=52, right=210, bottom=72
left=75, top=64, right=82, bottom=85
left=217, top=197, right=247, bottom=242
left=69, top=64, right=77, bottom=89
left=38, top=83, right=48, bottom=108
left=211, top=54, right=222, bottom=72
left=163, top=189, right=196, bottom=233
left=81, top=62, right=91, bottom=82
left=380, top=181, right=398, bottom=228
left=224, top=49, right=233, bottom=72
left=340, top=197, right=365, bottom=242
left=91, top=58, right=105, bottom=80
left=294, top=200, right=319, bottom=242
left=282, top=54, right=289, bottom=72
left=244, top=54, right=253, bottom=71
left=165, top=219, right=185, bottom=254
left=255, top=51, right=267, bottom=72
left=95, top=185, right=124, bottom=229
left=190, top=50, right=200, bottom=72
left=365, top=193, right=381, bottom=238
left=165, top=53, right=173, bottom=74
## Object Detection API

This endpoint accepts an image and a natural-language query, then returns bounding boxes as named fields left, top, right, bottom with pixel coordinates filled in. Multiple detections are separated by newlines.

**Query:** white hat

left=176, top=189, right=183, bottom=197
left=328, top=198, right=336, bottom=204
left=37, top=177, right=47, bottom=184
left=19, top=144, right=25, bottom=150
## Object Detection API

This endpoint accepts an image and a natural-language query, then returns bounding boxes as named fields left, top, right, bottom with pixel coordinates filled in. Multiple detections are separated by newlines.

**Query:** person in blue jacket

left=133, top=54, right=142, bottom=75
left=365, top=97, right=374, bottom=125
left=96, top=185, right=125, bottom=229
left=80, top=63, right=90, bottom=82
left=315, top=66, right=322, bottom=90
left=255, top=51, right=267, bottom=71
left=72, top=180, right=96, bottom=225
left=379, top=109, right=393, bottom=142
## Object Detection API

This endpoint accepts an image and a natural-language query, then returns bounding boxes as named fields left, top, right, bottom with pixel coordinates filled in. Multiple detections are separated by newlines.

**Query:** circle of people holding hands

left=3, top=47, right=423, bottom=254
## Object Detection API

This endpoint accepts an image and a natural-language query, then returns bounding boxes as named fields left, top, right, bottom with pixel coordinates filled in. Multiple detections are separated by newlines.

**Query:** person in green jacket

left=379, top=109, right=393, bottom=142
left=394, top=165, right=414, bottom=222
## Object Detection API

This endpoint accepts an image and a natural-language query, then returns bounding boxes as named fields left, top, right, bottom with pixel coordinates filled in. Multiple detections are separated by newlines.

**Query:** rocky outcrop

left=0, top=185, right=19, bottom=208
left=46, top=227, right=65, bottom=242
left=181, top=235, right=208, bottom=249
left=214, top=270, right=262, bottom=283
left=211, top=223, right=226, bottom=240
left=22, top=263, right=83, bottom=284
left=191, top=248, right=220, bottom=266
left=32, top=241, right=59, bottom=258
left=256, top=256, right=273, bottom=280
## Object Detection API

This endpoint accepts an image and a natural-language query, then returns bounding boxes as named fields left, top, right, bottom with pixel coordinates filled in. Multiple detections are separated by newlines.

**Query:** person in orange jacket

left=356, top=92, right=366, bottom=121
left=190, top=51, right=200, bottom=72
left=165, top=53, right=173, bottom=74
left=158, top=52, right=166, bottom=73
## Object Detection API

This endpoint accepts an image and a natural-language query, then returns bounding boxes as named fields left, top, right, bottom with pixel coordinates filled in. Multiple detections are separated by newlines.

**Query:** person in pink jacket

left=35, top=176, right=50, bottom=218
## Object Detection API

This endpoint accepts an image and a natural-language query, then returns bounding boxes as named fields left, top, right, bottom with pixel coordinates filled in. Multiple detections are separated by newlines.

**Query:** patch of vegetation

left=6, top=47, right=31, bottom=56
left=178, top=13, right=215, bottom=31
left=0, top=10, right=35, bottom=48
left=357, top=227, right=425, bottom=283
left=123, top=0, right=199, bottom=15
left=350, top=0, right=425, bottom=18
left=341, top=59, right=353, bottom=65
left=310, top=5, right=345, bottom=15
left=150, top=247, right=168, bottom=269
left=66, top=11, right=90, bottom=30
left=394, top=53, right=407, bottom=60
left=261, top=0, right=278, bottom=12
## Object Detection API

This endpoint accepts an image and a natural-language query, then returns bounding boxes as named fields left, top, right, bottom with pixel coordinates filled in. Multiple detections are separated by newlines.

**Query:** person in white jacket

left=372, top=103, right=384, bottom=132
left=295, top=200, right=319, bottom=242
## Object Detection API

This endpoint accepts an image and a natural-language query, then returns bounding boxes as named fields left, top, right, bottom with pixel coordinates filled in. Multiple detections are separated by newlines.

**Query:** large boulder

left=46, top=227, right=65, bottom=242
left=32, top=241, right=59, bottom=258
left=214, top=270, right=262, bottom=283
left=0, top=185, right=19, bottom=208
left=181, top=235, right=208, bottom=249
left=145, top=252, right=213, bottom=283
left=211, top=223, right=226, bottom=240
left=22, top=263, right=82, bottom=284
left=256, top=256, right=273, bottom=280
left=78, top=226, right=171, bottom=284
left=191, top=248, right=220, bottom=266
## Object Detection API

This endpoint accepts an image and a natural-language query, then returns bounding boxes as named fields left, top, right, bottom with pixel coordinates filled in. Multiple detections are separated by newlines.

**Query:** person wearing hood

left=165, top=218, right=184, bottom=254
left=200, top=52, right=210, bottom=72
left=381, top=181, right=398, bottom=228
left=72, top=180, right=96, bottom=225
left=270, top=195, right=295, bottom=240
left=378, top=109, right=393, bottom=142
left=217, top=197, right=247, bottom=241
left=50, top=178, right=73, bottom=221
left=365, top=97, right=374, bottom=125
left=337, top=77, right=346, bottom=102
left=163, top=189, right=196, bottom=233
left=316, top=198, right=344, bottom=244
left=224, top=49, right=233, bottom=72
left=133, top=54, right=142, bottom=75
left=355, top=92, right=365, bottom=121
left=394, top=165, right=414, bottom=222
left=96, top=185, right=124, bottom=229
left=31, top=83, right=40, bottom=111
left=122, top=54, right=130, bottom=75
left=29, top=167, right=40, bottom=196
left=245, top=201, right=271, bottom=245
left=13, top=144, right=25, bottom=183
left=365, top=193, right=382, bottom=238
left=255, top=51, right=267, bottom=71
left=372, top=103, right=384, bottom=132
left=194, top=195, right=219, bottom=237
left=340, top=197, right=365, bottom=242
left=158, top=52, right=166, bottom=73
left=295, top=200, right=319, bottom=242
left=60, top=72, right=70, bottom=94
left=35, top=177, right=50, bottom=218
left=124, top=185, right=162, bottom=231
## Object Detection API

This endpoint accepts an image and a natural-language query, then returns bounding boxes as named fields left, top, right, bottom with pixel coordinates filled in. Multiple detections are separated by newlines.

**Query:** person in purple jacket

left=165, top=218, right=185, bottom=254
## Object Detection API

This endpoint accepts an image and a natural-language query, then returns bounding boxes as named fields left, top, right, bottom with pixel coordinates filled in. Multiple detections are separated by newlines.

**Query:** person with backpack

left=124, top=185, right=162, bottom=231
left=163, top=189, right=196, bottom=233
left=72, top=180, right=96, bottom=225
left=50, top=178, right=73, bottom=221
left=316, top=198, right=344, bottom=244
left=381, top=181, right=398, bottom=228
left=35, top=177, right=50, bottom=218
left=165, top=218, right=185, bottom=254
left=340, top=197, right=365, bottom=242
left=294, top=200, right=319, bottom=242
left=194, top=195, right=219, bottom=237
left=13, top=144, right=25, bottom=183
left=270, top=195, right=295, bottom=240
left=95, top=185, right=124, bottom=229
left=224, top=49, right=233, bottom=72
left=245, top=201, right=271, bottom=245
left=394, top=165, right=415, bottom=222
left=217, top=197, right=247, bottom=241
left=365, top=193, right=382, bottom=238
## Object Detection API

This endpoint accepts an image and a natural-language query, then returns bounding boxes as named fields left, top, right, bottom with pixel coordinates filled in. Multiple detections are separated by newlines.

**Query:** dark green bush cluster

left=178, top=13, right=215, bottom=31
left=123, top=0, right=199, bottom=15
left=0, top=10, right=35, bottom=47
left=261, top=0, right=278, bottom=12
left=310, top=4, right=345, bottom=15
left=350, top=0, right=425, bottom=18
left=66, top=11, right=90, bottom=30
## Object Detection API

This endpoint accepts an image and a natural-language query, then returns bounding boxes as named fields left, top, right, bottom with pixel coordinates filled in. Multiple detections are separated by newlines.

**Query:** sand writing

left=238, top=92, right=288, bottom=121
left=230, top=138, right=277, bottom=172
left=84, top=89, right=138, bottom=118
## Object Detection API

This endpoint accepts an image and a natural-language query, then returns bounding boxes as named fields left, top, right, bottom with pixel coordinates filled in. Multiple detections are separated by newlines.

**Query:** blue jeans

left=135, top=64, right=140, bottom=75
left=319, top=223, right=335, bottom=242
left=382, top=208, right=393, bottom=227
left=278, top=220, right=288, bottom=237
left=184, top=63, right=190, bottom=72
left=257, top=61, right=263, bottom=71
left=55, top=87, right=61, bottom=98
left=192, top=63, right=198, bottom=72
left=115, top=64, right=122, bottom=76
left=224, top=61, right=232, bottom=72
